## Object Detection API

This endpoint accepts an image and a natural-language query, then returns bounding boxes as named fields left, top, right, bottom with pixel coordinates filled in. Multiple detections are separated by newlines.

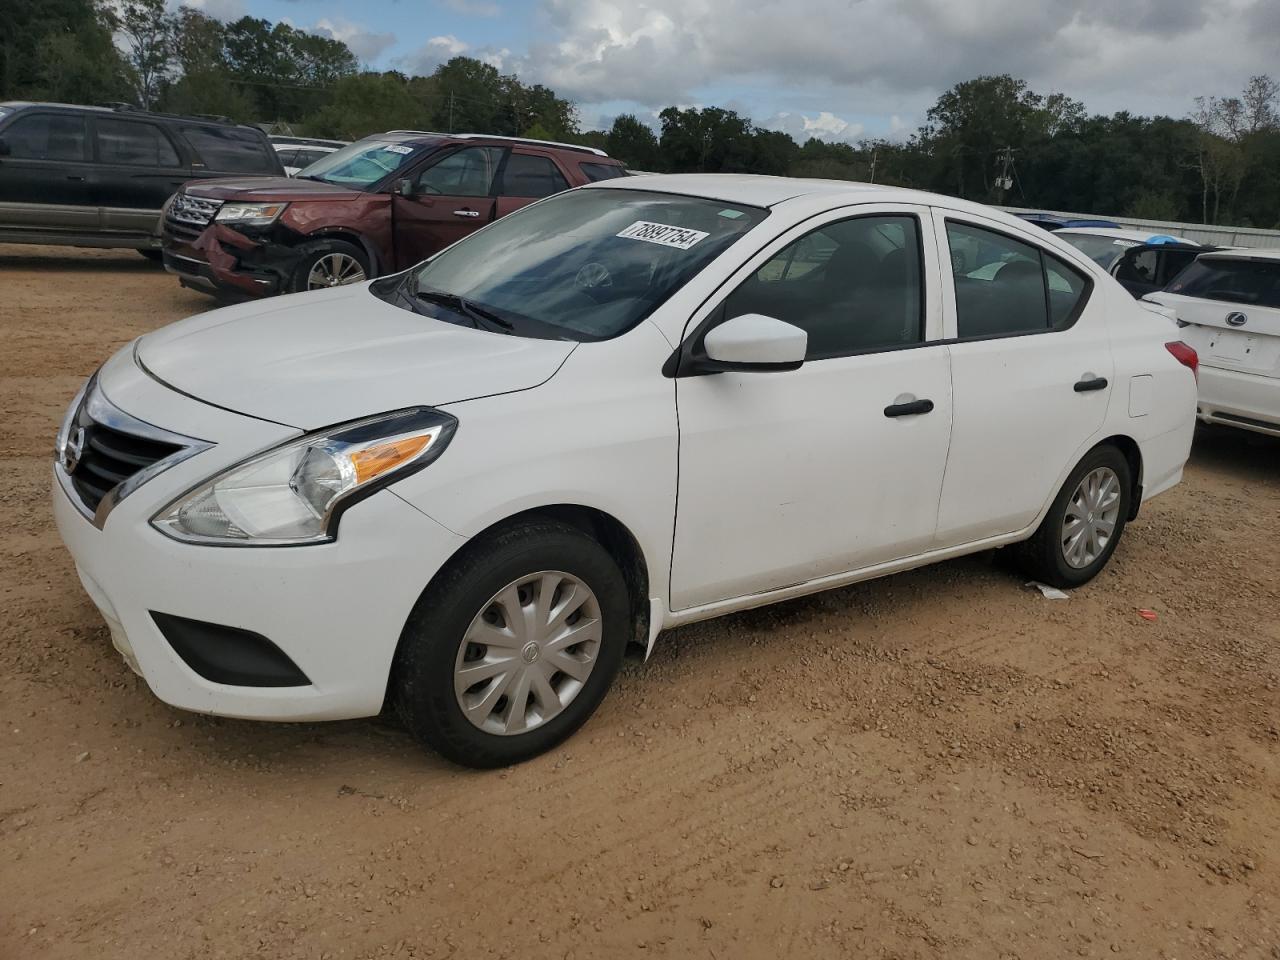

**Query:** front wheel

left=292, top=240, right=369, bottom=293
left=1015, top=444, right=1133, bottom=588
left=392, top=520, right=631, bottom=768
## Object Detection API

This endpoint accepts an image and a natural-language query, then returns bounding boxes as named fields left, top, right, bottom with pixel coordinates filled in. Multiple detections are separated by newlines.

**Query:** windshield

left=390, top=188, right=768, bottom=340
left=298, top=139, right=425, bottom=188
left=1167, top=258, right=1280, bottom=308
left=1058, top=234, right=1140, bottom=269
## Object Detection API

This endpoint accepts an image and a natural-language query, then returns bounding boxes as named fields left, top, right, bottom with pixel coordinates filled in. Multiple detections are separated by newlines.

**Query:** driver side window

left=721, top=215, right=924, bottom=361
left=415, top=146, right=503, bottom=197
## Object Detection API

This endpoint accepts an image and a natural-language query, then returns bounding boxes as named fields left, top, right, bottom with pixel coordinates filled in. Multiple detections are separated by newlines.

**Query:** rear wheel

left=292, top=240, right=369, bottom=293
left=392, top=520, right=631, bottom=768
left=137, top=249, right=163, bottom=263
left=1015, top=444, right=1132, bottom=588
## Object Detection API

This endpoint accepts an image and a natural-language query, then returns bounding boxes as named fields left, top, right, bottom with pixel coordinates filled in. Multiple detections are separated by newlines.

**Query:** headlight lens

left=152, top=408, right=455, bottom=545
left=214, top=202, right=287, bottom=226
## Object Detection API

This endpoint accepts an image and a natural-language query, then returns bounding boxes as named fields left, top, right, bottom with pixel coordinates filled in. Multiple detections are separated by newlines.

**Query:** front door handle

left=884, top=398, right=934, bottom=418
left=1074, top=376, right=1108, bottom=393
left=452, top=209, right=480, bottom=218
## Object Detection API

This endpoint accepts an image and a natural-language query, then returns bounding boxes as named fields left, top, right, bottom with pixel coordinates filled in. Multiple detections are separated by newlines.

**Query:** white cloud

left=512, top=0, right=1272, bottom=136
left=764, top=111, right=864, bottom=144
left=308, top=17, right=396, bottom=63
left=178, top=0, right=245, bottom=21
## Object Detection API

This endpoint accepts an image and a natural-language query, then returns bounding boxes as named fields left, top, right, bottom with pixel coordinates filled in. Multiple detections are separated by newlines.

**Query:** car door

left=493, top=150, right=570, bottom=218
left=89, top=116, right=190, bottom=237
left=390, top=145, right=505, bottom=269
left=670, top=205, right=953, bottom=611
left=932, top=211, right=1111, bottom=547
left=0, top=111, right=97, bottom=235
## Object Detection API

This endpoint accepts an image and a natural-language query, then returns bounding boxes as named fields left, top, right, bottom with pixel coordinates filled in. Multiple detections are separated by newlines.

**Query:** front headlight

left=214, top=202, right=287, bottom=226
left=151, top=407, right=456, bottom=546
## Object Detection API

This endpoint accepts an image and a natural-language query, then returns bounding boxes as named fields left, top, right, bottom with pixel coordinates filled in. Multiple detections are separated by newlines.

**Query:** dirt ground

left=1, top=244, right=1278, bottom=960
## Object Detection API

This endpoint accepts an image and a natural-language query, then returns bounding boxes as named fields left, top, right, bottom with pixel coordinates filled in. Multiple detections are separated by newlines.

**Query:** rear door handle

left=1074, top=376, right=1108, bottom=393
left=884, top=398, right=934, bottom=418
left=453, top=209, right=480, bottom=218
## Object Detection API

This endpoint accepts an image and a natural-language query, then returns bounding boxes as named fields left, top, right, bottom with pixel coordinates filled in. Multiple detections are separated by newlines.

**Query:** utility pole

left=448, top=90, right=455, bottom=133
left=996, top=146, right=1016, bottom=194
left=868, top=148, right=878, bottom=184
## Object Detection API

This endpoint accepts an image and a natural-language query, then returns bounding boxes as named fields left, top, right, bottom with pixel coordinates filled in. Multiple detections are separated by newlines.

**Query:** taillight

left=1165, top=340, right=1199, bottom=382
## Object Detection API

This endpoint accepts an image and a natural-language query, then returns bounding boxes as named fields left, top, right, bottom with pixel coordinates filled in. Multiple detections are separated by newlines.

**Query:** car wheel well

left=302, top=229, right=379, bottom=276
left=1097, top=435, right=1143, bottom=520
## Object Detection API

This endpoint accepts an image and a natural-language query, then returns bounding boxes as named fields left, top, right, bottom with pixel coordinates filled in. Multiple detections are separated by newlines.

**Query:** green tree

left=1, top=0, right=128, bottom=102
left=605, top=114, right=662, bottom=169
left=305, top=71, right=428, bottom=139
left=118, top=0, right=178, bottom=110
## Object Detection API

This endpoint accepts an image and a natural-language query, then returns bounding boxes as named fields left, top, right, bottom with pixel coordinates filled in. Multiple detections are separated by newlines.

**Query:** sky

left=182, top=0, right=1280, bottom=141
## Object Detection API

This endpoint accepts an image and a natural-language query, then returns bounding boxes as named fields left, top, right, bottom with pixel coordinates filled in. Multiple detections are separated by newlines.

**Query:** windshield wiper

left=412, top=284, right=514, bottom=331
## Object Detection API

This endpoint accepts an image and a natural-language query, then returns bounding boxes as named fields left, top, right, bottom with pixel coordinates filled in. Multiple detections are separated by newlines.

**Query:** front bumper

left=163, top=222, right=286, bottom=299
left=1196, top=364, right=1280, bottom=438
left=53, top=357, right=468, bottom=721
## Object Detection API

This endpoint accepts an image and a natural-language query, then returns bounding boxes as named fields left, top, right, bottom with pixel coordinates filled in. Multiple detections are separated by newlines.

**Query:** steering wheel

left=575, top=261, right=614, bottom=299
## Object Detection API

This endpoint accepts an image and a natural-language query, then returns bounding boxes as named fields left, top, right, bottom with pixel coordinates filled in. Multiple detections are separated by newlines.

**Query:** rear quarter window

left=578, top=161, right=627, bottom=182
left=180, top=125, right=279, bottom=174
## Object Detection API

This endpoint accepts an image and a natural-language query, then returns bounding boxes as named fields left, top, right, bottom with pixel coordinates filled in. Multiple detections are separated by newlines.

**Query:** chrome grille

left=56, top=376, right=210, bottom=528
left=169, top=193, right=221, bottom=227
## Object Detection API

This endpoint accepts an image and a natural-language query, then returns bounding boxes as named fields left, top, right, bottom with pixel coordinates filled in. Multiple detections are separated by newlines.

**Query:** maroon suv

left=161, top=131, right=627, bottom=298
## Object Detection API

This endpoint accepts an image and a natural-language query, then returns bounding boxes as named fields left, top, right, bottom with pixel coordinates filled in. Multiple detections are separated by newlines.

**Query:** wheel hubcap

left=306, top=252, right=365, bottom=289
left=1061, top=466, right=1121, bottom=569
left=454, top=571, right=602, bottom=736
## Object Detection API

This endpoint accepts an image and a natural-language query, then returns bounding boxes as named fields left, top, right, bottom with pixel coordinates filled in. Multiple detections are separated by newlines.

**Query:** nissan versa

left=54, top=175, right=1199, bottom=768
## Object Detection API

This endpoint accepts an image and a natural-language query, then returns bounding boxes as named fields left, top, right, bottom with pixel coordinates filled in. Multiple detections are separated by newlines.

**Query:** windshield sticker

left=717, top=209, right=746, bottom=219
left=383, top=144, right=414, bottom=155
left=616, top=221, right=710, bottom=250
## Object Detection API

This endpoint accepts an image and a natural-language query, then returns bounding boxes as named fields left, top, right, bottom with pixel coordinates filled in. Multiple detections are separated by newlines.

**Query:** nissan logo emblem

left=60, top=425, right=86, bottom=474
left=1226, top=312, right=1248, bottom=327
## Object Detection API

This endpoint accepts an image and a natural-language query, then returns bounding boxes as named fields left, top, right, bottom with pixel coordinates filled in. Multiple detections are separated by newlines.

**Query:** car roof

left=0, top=100, right=260, bottom=130
left=1056, top=226, right=1195, bottom=244
left=1196, top=248, right=1280, bottom=263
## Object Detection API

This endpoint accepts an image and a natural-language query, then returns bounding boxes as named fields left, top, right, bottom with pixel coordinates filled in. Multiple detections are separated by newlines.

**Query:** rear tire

left=291, top=240, right=369, bottom=293
left=1014, top=444, right=1132, bottom=589
left=137, top=249, right=163, bottom=263
left=392, top=520, right=631, bottom=769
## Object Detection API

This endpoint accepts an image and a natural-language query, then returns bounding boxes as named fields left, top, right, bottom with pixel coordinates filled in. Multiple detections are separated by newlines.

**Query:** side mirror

left=701, top=313, right=807, bottom=371
left=394, top=178, right=414, bottom=196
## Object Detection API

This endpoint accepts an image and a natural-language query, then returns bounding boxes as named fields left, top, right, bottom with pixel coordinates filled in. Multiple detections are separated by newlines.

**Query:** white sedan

left=1144, top=248, right=1280, bottom=437
left=53, top=175, right=1199, bottom=767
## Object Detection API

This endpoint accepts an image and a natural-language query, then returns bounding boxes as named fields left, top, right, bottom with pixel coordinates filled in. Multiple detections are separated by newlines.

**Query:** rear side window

left=180, top=125, right=277, bottom=173
left=1115, top=249, right=1158, bottom=286
left=499, top=153, right=570, bottom=198
left=96, top=119, right=179, bottom=167
left=1167, top=258, right=1280, bottom=308
left=722, top=215, right=924, bottom=360
left=579, top=161, right=627, bottom=182
left=947, top=221, right=1088, bottom=338
left=4, top=113, right=87, bottom=161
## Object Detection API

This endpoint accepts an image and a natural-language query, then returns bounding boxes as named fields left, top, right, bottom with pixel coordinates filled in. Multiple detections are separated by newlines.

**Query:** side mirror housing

left=394, top=177, right=414, bottom=196
left=699, top=313, right=807, bottom=372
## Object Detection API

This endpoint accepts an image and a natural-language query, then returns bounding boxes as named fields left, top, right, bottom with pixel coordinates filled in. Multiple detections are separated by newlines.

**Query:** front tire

left=392, top=520, right=631, bottom=768
left=291, top=240, right=369, bottom=293
left=1015, top=444, right=1132, bottom=588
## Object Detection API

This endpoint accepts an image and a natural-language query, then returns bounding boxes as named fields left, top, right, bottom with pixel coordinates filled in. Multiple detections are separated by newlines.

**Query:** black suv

left=0, top=102, right=283, bottom=256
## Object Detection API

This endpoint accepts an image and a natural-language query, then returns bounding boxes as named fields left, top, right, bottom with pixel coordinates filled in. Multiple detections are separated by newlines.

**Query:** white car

left=1144, top=249, right=1280, bottom=437
left=1056, top=227, right=1197, bottom=271
left=271, top=139, right=346, bottom=177
left=52, top=175, right=1199, bottom=767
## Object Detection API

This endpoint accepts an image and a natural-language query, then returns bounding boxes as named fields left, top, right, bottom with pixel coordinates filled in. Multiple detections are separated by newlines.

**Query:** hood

left=183, top=176, right=364, bottom=202
left=136, top=286, right=576, bottom=429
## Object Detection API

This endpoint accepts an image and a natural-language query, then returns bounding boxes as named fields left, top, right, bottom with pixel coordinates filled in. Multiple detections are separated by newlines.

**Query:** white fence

left=998, top=205, right=1280, bottom=249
